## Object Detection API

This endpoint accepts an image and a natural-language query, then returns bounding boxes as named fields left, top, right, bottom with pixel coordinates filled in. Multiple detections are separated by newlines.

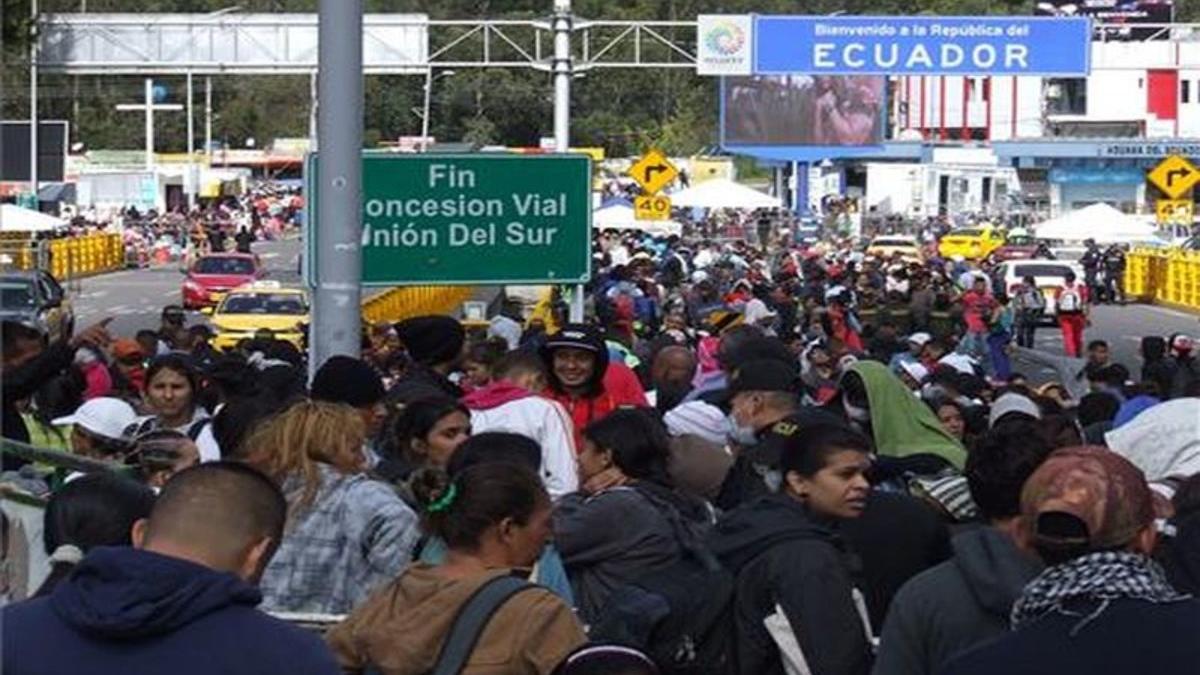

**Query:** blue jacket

left=2, top=547, right=338, bottom=675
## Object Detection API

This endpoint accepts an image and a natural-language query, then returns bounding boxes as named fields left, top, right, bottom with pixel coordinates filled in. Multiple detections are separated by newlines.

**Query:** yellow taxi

left=937, top=225, right=1006, bottom=261
left=865, top=235, right=924, bottom=264
left=204, top=281, right=308, bottom=351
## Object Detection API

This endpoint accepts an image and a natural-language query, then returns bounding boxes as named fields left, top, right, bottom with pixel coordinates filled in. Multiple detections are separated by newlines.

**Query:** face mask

left=843, top=399, right=871, bottom=423
left=727, top=413, right=758, bottom=446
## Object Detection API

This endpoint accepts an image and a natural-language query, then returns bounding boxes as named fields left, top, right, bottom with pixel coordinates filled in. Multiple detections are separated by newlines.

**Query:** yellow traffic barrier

left=360, top=286, right=476, bottom=324
left=46, top=233, right=124, bottom=280
left=1126, top=248, right=1200, bottom=311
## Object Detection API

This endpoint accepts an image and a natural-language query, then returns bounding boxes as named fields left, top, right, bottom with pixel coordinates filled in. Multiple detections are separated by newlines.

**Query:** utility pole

left=205, top=77, right=213, bottom=163
left=29, top=0, right=39, bottom=198
left=310, top=0, right=365, bottom=374
left=186, top=72, right=196, bottom=210
left=553, top=0, right=583, bottom=323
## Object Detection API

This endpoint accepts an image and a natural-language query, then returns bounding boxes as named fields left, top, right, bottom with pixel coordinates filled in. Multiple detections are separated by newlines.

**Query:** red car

left=181, top=253, right=262, bottom=309
left=988, top=233, right=1046, bottom=263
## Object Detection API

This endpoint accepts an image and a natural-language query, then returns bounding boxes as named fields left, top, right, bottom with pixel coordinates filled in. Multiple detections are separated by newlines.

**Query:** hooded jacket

left=708, top=494, right=871, bottom=675
left=540, top=325, right=647, bottom=446
left=463, top=381, right=579, bottom=499
left=1, top=546, right=338, bottom=675
left=847, top=362, right=966, bottom=470
left=327, top=565, right=586, bottom=675
left=872, top=527, right=1042, bottom=675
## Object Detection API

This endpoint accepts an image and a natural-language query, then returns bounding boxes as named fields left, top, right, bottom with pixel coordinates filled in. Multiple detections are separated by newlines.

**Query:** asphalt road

left=70, top=237, right=304, bottom=339
left=68, top=245, right=1200, bottom=376
left=1013, top=302, right=1200, bottom=380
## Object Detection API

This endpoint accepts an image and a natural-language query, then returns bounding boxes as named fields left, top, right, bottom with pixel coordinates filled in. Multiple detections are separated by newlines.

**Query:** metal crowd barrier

left=1125, top=249, right=1200, bottom=310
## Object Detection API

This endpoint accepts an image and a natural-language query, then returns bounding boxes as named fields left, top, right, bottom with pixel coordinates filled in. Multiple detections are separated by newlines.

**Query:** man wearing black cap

left=389, top=315, right=466, bottom=402
left=311, top=355, right=388, bottom=439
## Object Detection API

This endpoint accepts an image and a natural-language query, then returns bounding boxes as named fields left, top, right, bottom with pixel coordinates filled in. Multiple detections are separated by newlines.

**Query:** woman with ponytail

left=327, top=462, right=585, bottom=675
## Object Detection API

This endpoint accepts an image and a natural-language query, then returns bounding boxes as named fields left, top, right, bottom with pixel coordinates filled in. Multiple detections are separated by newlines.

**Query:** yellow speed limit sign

left=635, top=195, right=672, bottom=221
left=1157, top=198, right=1194, bottom=225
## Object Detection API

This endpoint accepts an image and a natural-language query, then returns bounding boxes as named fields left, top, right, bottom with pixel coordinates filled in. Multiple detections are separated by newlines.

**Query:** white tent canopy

left=593, top=203, right=682, bottom=237
left=1033, top=203, right=1164, bottom=244
left=0, top=204, right=66, bottom=232
left=668, top=178, right=782, bottom=210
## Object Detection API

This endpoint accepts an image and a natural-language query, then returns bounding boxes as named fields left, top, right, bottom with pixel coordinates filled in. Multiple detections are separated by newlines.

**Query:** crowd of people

left=4, top=219, right=1200, bottom=675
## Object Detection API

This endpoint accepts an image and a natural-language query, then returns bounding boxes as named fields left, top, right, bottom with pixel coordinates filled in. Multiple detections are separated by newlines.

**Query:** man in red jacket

left=539, top=324, right=647, bottom=449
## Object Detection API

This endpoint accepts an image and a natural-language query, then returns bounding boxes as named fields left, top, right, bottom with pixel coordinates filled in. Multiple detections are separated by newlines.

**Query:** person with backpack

left=327, top=462, right=586, bottom=674
left=553, top=409, right=694, bottom=624
left=1011, top=275, right=1045, bottom=349
left=708, top=424, right=874, bottom=675
left=126, top=355, right=211, bottom=441
left=1054, top=270, right=1089, bottom=358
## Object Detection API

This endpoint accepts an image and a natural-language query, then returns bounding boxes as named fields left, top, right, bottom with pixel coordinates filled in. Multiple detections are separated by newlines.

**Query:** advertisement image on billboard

left=723, top=75, right=886, bottom=147
left=1035, top=1, right=1173, bottom=40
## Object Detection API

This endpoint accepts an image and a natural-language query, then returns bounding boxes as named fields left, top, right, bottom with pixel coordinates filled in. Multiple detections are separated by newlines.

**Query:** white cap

left=988, top=392, right=1043, bottom=428
left=938, top=353, right=978, bottom=376
left=907, top=332, right=933, bottom=347
left=664, top=401, right=731, bottom=446
left=899, top=361, right=930, bottom=383
left=53, top=398, right=139, bottom=442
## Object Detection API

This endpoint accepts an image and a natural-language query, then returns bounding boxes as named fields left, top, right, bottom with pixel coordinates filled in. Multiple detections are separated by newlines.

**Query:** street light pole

left=420, top=67, right=433, bottom=149
left=29, top=0, right=39, bottom=197
left=311, top=0, right=365, bottom=373
left=552, top=0, right=582, bottom=322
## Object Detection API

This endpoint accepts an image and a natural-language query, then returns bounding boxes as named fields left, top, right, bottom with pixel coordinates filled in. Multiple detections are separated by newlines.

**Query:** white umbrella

left=0, top=204, right=66, bottom=232
left=593, top=203, right=682, bottom=237
left=669, top=178, right=782, bottom=210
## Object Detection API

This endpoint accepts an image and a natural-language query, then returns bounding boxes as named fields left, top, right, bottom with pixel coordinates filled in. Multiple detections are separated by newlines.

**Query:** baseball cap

left=52, top=397, right=139, bottom=442
left=907, top=332, right=932, bottom=347
left=988, top=392, right=1043, bottom=428
left=728, top=359, right=798, bottom=396
left=1021, top=446, right=1154, bottom=553
left=543, top=324, right=604, bottom=354
left=898, top=360, right=929, bottom=383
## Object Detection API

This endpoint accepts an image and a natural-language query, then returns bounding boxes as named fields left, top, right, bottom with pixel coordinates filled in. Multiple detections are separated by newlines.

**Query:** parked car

left=938, top=225, right=1006, bottom=261
left=995, top=259, right=1085, bottom=324
left=0, top=270, right=74, bottom=343
left=206, top=281, right=308, bottom=351
left=989, top=229, right=1047, bottom=262
left=181, top=253, right=262, bottom=309
left=866, top=235, right=924, bottom=264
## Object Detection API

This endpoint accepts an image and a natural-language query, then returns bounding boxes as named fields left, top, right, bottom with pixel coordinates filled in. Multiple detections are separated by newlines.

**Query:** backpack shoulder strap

left=186, top=418, right=212, bottom=442
left=431, top=574, right=536, bottom=675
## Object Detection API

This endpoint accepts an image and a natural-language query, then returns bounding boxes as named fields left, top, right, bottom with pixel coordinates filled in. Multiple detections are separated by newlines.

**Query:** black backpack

left=589, top=487, right=735, bottom=675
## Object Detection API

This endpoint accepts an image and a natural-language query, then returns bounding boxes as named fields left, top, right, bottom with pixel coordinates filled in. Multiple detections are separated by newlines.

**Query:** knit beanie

left=310, top=355, right=385, bottom=408
left=395, top=315, right=466, bottom=366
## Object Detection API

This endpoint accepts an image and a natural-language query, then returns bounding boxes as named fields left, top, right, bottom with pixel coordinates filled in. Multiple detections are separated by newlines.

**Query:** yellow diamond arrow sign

left=1148, top=154, right=1200, bottom=199
left=628, top=149, right=679, bottom=195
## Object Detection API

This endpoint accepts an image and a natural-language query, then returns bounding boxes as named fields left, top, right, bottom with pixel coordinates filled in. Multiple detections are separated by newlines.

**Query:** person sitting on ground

left=873, top=419, right=1050, bottom=675
left=327, top=462, right=587, bottom=675
left=2, top=462, right=340, bottom=675
left=462, top=352, right=578, bottom=499
left=33, top=473, right=156, bottom=598
left=940, top=446, right=1200, bottom=675
left=242, top=400, right=421, bottom=615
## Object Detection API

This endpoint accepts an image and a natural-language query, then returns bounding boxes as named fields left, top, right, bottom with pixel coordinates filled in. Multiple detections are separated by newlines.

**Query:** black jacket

left=842, top=491, right=953, bottom=628
left=387, top=362, right=463, bottom=403
left=938, top=597, right=1200, bottom=675
left=1, top=341, right=73, bottom=468
left=708, top=494, right=871, bottom=675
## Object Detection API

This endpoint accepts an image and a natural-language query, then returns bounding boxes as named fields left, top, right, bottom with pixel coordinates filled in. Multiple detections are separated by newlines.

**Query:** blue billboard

left=754, top=16, right=1091, bottom=76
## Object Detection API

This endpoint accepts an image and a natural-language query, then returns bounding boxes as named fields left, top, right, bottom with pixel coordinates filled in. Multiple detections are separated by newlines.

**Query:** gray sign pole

left=310, top=0, right=364, bottom=377
left=553, top=0, right=584, bottom=323
left=29, top=0, right=38, bottom=196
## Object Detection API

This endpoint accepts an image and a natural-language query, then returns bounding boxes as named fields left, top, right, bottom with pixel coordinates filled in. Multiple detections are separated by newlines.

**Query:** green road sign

left=307, top=153, right=592, bottom=286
